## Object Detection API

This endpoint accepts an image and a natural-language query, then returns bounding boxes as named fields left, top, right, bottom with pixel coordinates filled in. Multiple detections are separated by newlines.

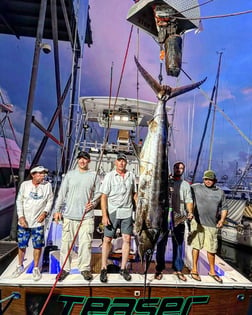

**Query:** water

left=217, top=240, right=252, bottom=281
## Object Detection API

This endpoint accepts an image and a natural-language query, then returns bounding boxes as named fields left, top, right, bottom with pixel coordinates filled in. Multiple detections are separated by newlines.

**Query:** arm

left=186, top=202, right=194, bottom=220
left=101, top=193, right=110, bottom=226
left=37, top=183, right=54, bottom=223
left=216, top=209, right=228, bottom=228
left=16, top=183, right=28, bottom=228
left=53, top=176, right=68, bottom=222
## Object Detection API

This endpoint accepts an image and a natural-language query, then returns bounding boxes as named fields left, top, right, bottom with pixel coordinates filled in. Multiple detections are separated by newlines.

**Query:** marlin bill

left=134, top=56, right=206, bottom=265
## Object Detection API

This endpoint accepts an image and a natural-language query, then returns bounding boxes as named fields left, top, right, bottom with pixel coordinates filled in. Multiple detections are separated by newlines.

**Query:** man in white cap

left=190, top=169, right=228, bottom=283
left=54, top=151, right=101, bottom=282
left=12, top=165, right=53, bottom=281
left=100, top=153, right=137, bottom=283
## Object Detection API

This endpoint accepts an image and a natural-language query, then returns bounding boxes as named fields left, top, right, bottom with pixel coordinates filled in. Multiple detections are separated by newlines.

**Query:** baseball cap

left=77, top=151, right=90, bottom=160
left=117, top=153, right=127, bottom=161
left=203, top=170, right=216, bottom=180
left=30, top=166, right=48, bottom=174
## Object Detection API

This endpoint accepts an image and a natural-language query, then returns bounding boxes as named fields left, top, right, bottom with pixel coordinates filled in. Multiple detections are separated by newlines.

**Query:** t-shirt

left=191, top=183, right=228, bottom=227
left=100, top=169, right=137, bottom=219
left=54, top=169, right=101, bottom=220
left=16, top=180, right=53, bottom=228
left=171, top=179, right=193, bottom=216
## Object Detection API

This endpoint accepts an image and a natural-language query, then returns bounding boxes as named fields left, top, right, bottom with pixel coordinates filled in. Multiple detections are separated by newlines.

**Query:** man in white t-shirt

left=100, top=153, right=137, bottom=283
left=13, top=165, right=53, bottom=281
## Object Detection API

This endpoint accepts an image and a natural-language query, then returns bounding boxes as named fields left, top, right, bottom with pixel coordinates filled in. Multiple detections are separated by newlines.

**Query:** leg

left=191, top=248, right=199, bottom=274
left=60, top=218, right=75, bottom=272
left=101, top=236, right=112, bottom=269
left=121, top=233, right=131, bottom=270
left=78, top=218, right=94, bottom=271
left=172, top=224, right=185, bottom=272
left=207, top=251, right=216, bottom=275
left=31, top=226, right=45, bottom=268
left=33, top=248, right=42, bottom=267
left=190, top=248, right=201, bottom=281
left=155, top=231, right=169, bottom=272
left=18, top=248, right=26, bottom=266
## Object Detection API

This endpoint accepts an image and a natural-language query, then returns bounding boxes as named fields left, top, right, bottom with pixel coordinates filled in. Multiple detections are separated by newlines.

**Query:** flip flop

left=208, top=273, right=223, bottom=283
left=154, top=271, right=163, bottom=280
left=175, top=272, right=187, bottom=282
left=190, top=272, right=201, bottom=281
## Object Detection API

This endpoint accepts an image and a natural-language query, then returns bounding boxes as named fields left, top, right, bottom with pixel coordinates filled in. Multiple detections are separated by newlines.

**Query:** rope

left=176, top=9, right=252, bottom=21
left=181, top=68, right=252, bottom=147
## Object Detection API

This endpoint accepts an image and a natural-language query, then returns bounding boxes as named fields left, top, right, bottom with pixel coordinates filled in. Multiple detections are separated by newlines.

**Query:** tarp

left=0, top=137, right=29, bottom=168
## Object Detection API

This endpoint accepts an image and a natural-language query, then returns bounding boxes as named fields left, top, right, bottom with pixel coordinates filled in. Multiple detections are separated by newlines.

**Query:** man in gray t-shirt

left=190, top=169, right=228, bottom=283
left=54, top=151, right=101, bottom=282
left=99, top=153, right=137, bottom=283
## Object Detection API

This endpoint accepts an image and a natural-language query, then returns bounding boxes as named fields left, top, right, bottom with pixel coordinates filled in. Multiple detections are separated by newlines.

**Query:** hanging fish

left=134, top=56, right=206, bottom=271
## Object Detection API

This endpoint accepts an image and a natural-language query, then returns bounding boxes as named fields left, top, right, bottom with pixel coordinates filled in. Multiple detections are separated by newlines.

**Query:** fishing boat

left=0, top=100, right=30, bottom=240
left=218, top=162, right=252, bottom=248
left=1, top=1, right=252, bottom=314
left=1, top=96, right=252, bottom=315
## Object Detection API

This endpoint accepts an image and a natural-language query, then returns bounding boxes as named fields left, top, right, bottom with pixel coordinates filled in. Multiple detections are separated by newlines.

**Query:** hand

left=85, top=202, right=94, bottom=213
left=102, top=215, right=111, bottom=227
left=216, top=220, right=224, bottom=228
left=53, top=212, right=62, bottom=223
left=19, top=216, right=28, bottom=228
left=187, top=212, right=194, bottom=221
left=37, top=212, right=47, bottom=223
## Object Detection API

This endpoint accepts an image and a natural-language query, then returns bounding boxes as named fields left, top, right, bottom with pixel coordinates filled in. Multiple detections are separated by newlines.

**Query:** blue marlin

left=134, top=56, right=206, bottom=268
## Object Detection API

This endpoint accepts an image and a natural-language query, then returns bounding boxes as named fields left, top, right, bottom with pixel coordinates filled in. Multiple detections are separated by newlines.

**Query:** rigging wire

left=176, top=8, right=252, bottom=21
left=181, top=68, right=252, bottom=147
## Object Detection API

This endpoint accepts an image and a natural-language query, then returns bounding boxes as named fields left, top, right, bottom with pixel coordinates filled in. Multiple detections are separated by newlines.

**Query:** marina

left=0, top=1, right=252, bottom=315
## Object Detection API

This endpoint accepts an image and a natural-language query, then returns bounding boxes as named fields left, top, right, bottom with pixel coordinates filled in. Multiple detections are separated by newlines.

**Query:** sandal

left=175, top=272, right=187, bottom=282
left=208, top=273, right=223, bottom=283
left=154, top=271, right=163, bottom=280
left=190, top=272, right=201, bottom=281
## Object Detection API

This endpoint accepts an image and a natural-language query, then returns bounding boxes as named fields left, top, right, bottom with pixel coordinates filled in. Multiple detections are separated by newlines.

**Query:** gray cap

left=117, top=153, right=127, bottom=161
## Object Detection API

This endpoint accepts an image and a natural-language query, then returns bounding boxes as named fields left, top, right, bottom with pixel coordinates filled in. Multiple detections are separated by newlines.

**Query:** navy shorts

left=17, top=225, right=45, bottom=249
left=104, top=211, right=133, bottom=238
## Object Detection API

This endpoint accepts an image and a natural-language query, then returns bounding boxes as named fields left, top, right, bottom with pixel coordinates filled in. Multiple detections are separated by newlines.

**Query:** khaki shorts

left=190, top=219, right=218, bottom=253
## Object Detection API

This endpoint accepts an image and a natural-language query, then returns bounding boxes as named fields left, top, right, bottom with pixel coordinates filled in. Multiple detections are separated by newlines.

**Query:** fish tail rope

left=39, top=25, right=134, bottom=315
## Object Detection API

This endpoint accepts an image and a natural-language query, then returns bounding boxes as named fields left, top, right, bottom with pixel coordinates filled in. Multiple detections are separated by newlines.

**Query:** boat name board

left=56, top=295, right=210, bottom=314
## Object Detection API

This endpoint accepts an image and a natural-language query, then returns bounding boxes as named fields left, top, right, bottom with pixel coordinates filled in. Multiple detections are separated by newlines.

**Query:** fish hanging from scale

left=134, top=56, right=206, bottom=271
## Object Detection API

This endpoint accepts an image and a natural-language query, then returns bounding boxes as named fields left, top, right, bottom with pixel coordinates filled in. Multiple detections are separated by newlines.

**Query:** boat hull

left=0, top=282, right=251, bottom=315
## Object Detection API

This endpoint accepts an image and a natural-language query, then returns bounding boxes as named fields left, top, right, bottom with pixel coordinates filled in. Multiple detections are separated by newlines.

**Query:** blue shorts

left=17, top=225, right=45, bottom=249
left=104, top=211, right=133, bottom=238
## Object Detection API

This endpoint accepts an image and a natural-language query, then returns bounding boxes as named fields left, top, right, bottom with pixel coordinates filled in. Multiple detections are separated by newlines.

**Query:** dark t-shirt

left=191, top=183, right=228, bottom=227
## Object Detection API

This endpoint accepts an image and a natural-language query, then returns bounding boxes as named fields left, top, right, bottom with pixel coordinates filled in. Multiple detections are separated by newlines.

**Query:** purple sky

left=0, top=0, right=252, bottom=183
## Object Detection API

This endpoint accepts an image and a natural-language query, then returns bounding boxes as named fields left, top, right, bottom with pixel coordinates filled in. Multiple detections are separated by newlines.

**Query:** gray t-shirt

left=191, top=183, right=228, bottom=227
left=54, top=169, right=101, bottom=220
left=172, top=179, right=193, bottom=216
left=100, top=169, right=137, bottom=219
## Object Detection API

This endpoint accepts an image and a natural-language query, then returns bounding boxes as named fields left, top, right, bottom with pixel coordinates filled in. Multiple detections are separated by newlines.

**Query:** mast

left=208, top=51, right=223, bottom=169
left=191, top=52, right=222, bottom=183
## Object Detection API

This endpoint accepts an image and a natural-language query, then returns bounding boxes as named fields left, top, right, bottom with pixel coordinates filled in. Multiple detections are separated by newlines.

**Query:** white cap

left=30, top=166, right=48, bottom=174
